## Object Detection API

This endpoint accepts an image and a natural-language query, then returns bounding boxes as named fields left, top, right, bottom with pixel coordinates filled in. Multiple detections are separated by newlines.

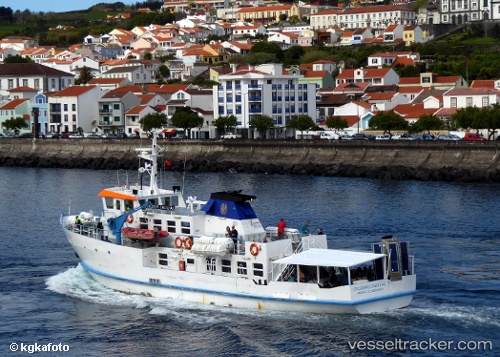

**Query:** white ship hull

left=64, top=229, right=416, bottom=314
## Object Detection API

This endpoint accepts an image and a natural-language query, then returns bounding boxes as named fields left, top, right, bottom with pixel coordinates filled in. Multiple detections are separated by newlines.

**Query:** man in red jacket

left=277, top=218, right=286, bottom=239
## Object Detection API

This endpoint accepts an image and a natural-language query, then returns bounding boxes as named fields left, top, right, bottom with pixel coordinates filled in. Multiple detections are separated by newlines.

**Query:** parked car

left=19, top=132, right=34, bottom=138
left=68, top=133, right=84, bottom=139
left=375, top=134, right=391, bottom=140
left=463, top=133, right=487, bottom=141
left=437, top=133, right=461, bottom=141
left=50, top=133, right=63, bottom=139
left=413, top=133, right=435, bottom=141
left=86, top=134, right=102, bottom=139
left=340, top=134, right=353, bottom=140
left=0, top=133, right=5, bottom=138
left=351, top=133, right=375, bottom=140
left=221, top=133, right=240, bottom=139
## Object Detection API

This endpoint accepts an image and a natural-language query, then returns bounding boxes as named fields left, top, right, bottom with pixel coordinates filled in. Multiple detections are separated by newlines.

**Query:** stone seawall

left=1, top=138, right=499, bottom=182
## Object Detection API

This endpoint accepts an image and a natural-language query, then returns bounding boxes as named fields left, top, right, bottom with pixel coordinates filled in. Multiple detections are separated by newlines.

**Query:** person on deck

left=230, top=225, right=238, bottom=244
left=301, top=221, right=309, bottom=235
left=277, top=218, right=286, bottom=239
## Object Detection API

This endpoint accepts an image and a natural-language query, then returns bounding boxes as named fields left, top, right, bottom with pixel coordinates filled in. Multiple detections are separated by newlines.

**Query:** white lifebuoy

left=126, top=214, right=134, bottom=223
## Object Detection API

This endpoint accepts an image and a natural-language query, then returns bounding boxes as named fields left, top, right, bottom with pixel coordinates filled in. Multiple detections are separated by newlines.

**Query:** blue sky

left=2, top=1, right=131, bottom=13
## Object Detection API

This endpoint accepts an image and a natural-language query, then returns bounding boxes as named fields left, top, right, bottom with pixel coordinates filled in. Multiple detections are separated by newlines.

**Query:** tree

left=75, top=66, right=94, bottom=85
left=325, top=116, right=348, bottom=133
left=287, top=114, right=315, bottom=139
left=170, top=107, right=203, bottom=138
left=283, top=45, right=305, bottom=67
left=212, top=115, right=238, bottom=136
left=2, top=116, right=29, bottom=135
left=410, top=114, right=445, bottom=134
left=368, top=111, right=408, bottom=135
left=158, top=64, right=170, bottom=79
left=250, top=41, right=284, bottom=62
left=250, top=115, right=274, bottom=139
left=4, top=55, right=32, bottom=63
left=279, top=14, right=288, bottom=22
left=482, top=104, right=500, bottom=139
left=450, top=106, right=480, bottom=132
left=139, top=112, right=167, bottom=133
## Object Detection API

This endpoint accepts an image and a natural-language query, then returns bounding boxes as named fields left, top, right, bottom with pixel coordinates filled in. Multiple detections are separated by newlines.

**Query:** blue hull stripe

left=80, top=262, right=418, bottom=307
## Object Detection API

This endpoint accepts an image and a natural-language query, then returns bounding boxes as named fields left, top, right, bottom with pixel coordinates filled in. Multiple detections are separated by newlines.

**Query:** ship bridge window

left=105, top=198, right=113, bottom=209
left=221, top=259, right=231, bottom=273
left=253, top=263, right=264, bottom=277
left=115, top=200, right=121, bottom=210
left=167, top=220, right=176, bottom=233
left=237, top=261, right=247, bottom=275
left=181, top=221, right=191, bottom=234
left=125, top=200, right=133, bottom=211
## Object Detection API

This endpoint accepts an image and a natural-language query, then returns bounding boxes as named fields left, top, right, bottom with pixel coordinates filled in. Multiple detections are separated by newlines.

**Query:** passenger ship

left=60, top=134, right=417, bottom=314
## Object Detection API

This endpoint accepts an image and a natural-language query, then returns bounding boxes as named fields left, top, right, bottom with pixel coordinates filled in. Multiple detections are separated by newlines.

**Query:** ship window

left=158, top=253, right=168, bottom=266
left=170, top=195, right=179, bottom=206
left=206, top=257, right=216, bottom=272
left=105, top=197, right=113, bottom=209
left=237, top=261, right=247, bottom=275
left=221, top=259, right=231, bottom=273
left=187, top=258, right=194, bottom=264
left=139, top=217, right=148, bottom=229
left=115, top=200, right=121, bottom=210
left=125, top=200, right=133, bottom=211
left=181, top=221, right=191, bottom=234
left=253, top=263, right=264, bottom=277
left=167, top=220, right=176, bottom=233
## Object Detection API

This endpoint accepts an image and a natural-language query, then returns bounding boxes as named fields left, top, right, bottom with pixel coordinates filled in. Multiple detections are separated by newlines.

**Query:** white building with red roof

left=443, top=88, right=500, bottom=109
left=335, top=67, right=400, bottom=87
left=124, top=105, right=159, bottom=137
left=310, top=5, right=416, bottom=30
left=398, top=72, right=468, bottom=90
left=47, top=85, right=103, bottom=134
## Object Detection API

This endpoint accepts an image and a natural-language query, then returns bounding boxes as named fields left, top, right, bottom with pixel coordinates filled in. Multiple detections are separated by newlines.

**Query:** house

left=101, top=65, right=153, bottom=84
left=48, top=85, right=103, bottom=134
left=97, top=90, right=141, bottom=135
left=0, top=47, right=21, bottom=62
left=124, top=105, right=159, bottom=137
left=236, top=4, right=300, bottom=25
left=361, top=92, right=409, bottom=112
left=443, top=88, right=500, bottom=109
left=403, top=25, right=426, bottom=46
left=29, top=92, right=50, bottom=136
left=398, top=72, right=468, bottom=90
left=382, top=24, right=404, bottom=42
left=267, top=32, right=299, bottom=50
left=231, top=24, right=267, bottom=39
left=339, top=28, right=373, bottom=46
left=0, top=98, right=31, bottom=135
left=335, top=67, right=400, bottom=87
left=392, top=103, right=438, bottom=123
left=0, top=63, right=74, bottom=93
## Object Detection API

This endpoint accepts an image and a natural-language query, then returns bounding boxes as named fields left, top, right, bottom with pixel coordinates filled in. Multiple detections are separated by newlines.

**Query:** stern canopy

left=201, top=191, right=257, bottom=220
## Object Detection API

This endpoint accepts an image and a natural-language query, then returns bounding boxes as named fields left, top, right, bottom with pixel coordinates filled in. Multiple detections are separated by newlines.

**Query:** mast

left=136, top=131, right=162, bottom=196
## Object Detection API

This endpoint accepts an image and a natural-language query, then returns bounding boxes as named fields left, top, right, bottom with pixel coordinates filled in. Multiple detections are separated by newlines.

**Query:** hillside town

left=0, top=0, right=499, bottom=139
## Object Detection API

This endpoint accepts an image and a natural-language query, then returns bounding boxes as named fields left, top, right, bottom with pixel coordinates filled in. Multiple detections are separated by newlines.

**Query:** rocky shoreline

left=1, top=139, right=499, bottom=183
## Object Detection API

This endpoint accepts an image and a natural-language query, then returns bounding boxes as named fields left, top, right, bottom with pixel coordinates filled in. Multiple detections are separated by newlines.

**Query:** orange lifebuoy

left=126, top=214, right=134, bottom=223
left=184, top=237, right=193, bottom=250
left=174, top=236, right=184, bottom=248
left=250, top=243, right=259, bottom=256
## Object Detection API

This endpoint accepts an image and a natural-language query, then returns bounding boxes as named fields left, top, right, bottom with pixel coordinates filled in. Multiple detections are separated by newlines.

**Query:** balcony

left=248, top=96, right=262, bottom=101
left=248, top=107, right=262, bottom=114
left=248, top=84, right=261, bottom=89
left=99, top=108, right=112, bottom=113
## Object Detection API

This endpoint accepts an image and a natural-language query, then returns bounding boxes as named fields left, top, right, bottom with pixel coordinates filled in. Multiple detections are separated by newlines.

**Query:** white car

left=375, top=134, right=391, bottom=140
left=340, top=134, right=353, bottom=140
left=221, top=133, right=240, bottom=139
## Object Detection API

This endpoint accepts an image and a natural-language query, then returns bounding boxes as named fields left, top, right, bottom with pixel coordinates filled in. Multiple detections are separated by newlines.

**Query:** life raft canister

left=126, top=214, right=134, bottom=223
left=174, top=236, right=184, bottom=248
left=250, top=243, right=259, bottom=256
left=183, top=237, right=193, bottom=250
left=179, top=261, right=186, bottom=271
